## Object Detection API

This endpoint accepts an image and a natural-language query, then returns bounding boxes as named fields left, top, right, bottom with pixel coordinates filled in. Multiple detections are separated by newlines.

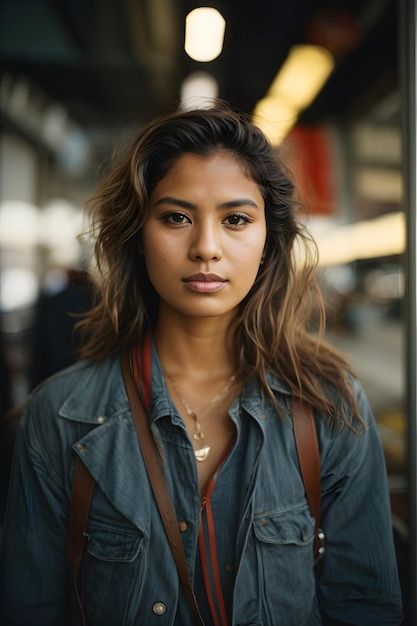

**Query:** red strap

left=133, top=334, right=152, bottom=408
left=198, top=444, right=233, bottom=626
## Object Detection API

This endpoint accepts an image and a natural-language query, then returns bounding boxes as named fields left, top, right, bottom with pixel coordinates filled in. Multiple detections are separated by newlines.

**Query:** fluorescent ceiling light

left=269, top=45, right=334, bottom=110
left=253, top=45, right=334, bottom=145
left=253, top=97, right=298, bottom=144
left=185, top=7, right=226, bottom=62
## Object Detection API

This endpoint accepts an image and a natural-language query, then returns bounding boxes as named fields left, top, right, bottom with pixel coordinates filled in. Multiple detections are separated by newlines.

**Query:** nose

left=189, top=220, right=223, bottom=262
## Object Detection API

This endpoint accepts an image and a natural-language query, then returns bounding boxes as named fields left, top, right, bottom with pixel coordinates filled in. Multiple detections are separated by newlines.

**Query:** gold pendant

left=195, top=445, right=211, bottom=462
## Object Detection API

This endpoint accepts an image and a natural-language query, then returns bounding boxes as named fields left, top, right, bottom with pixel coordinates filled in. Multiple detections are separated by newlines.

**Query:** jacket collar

left=57, top=345, right=293, bottom=429
left=58, top=357, right=152, bottom=530
left=58, top=356, right=130, bottom=424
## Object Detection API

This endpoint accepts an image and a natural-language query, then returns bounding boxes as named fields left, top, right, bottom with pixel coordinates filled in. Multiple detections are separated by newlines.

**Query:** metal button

left=260, top=413, right=267, bottom=420
left=301, top=531, right=309, bottom=542
left=178, top=521, right=188, bottom=532
left=97, top=416, right=104, bottom=423
left=76, top=443, right=84, bottom=452
left=152, top=602, right=167, bottom=615
left=225, top=563, right=234, bottom=572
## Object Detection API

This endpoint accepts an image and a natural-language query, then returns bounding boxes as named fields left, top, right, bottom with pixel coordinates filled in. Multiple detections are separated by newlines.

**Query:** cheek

left=237, top=235, right=266, bottom=270
left=143, top=246, right=166, bottom=278
left=142, top=237, right=180, bottom=291
left=233, top=247, right=265, bottom=293
left=142, top=230, right=169, bottom=264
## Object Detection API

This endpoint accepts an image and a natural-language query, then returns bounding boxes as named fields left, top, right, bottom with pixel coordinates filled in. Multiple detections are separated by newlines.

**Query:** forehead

left=157, top=151, right=258, bottom=188
left=148, top=153, right=264, bottom=212
left=147, top=152, right=266, bottom=214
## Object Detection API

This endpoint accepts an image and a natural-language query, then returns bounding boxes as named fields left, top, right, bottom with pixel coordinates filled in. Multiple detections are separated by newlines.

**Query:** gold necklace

left=166, top=373, right=236, bottom=462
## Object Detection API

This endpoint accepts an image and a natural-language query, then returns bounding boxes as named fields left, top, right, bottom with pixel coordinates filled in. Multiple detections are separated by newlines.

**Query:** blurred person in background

left=0, top=268, right=93, bottom=525
left=0, top=333, right=14, bottom=524
left=29, top=267, right=93, bottom=389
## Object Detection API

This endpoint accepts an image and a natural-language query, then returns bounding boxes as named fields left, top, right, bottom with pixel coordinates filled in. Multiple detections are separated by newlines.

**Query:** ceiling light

left=184, top=7, right=226, bottom=62
left=252, top=97, right=298, bottom=144
left=180, top=72, right=219, bottom=110
left=253, top=45, right=334, bottom=145
left=269, top=45, right=334, bottom=110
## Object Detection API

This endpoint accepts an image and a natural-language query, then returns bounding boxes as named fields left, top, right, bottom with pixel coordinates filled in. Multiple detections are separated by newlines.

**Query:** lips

left=184, top=273, right=226, bottom=282
left=183, top=273, right=227, bottom=293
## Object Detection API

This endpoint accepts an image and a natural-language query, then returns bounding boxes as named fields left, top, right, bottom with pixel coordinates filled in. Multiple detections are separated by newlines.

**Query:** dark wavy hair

left=77, top=102, right=360, bottom=425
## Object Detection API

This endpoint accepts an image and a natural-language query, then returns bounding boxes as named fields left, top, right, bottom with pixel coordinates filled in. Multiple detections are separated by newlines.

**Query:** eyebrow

left=153, top=196, right=260, bottom=210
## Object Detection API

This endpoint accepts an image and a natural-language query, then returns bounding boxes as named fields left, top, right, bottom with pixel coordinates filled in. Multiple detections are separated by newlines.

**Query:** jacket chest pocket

left=253, top=507, right=314, bottom=547
left=247, top=507, right=316, bottom=624
left=88, top=526, right=143, bottom=562
left=82, top=523, right=146, bottom=626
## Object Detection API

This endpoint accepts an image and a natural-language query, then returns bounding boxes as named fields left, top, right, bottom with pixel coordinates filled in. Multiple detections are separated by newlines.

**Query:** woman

left=0, top=103, right=403, bottom=625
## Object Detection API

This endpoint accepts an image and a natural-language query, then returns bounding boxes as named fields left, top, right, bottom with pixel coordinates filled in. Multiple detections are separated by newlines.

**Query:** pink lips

left=183, top=273, right=227, bottom=293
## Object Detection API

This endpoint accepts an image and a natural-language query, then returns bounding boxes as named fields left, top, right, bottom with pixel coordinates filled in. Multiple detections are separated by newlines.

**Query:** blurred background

left=0, top=0, right=412, bottom=622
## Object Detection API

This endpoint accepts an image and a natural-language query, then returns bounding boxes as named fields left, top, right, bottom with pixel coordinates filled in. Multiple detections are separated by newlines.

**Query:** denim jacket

left=0, top=349, right=403, bottom=626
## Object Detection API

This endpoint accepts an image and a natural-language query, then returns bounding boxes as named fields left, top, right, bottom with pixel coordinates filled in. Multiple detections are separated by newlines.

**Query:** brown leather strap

left=67, top=454, right=95, bottom=626
left=120, top=351, right=205, bottom=626
left=292, top=398, right=322, bottom=559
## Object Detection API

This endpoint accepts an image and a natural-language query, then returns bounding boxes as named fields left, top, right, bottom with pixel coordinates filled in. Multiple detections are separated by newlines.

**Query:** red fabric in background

left=285, top=125, right=335, bottom=215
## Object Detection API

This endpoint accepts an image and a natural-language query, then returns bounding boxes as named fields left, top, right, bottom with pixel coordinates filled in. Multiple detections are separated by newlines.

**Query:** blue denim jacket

left=0, top=349, right=403, bottom=625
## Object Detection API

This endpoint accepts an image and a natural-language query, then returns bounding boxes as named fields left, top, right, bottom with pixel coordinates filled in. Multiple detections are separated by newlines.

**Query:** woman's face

left=141, top=151, right=267, bottom=324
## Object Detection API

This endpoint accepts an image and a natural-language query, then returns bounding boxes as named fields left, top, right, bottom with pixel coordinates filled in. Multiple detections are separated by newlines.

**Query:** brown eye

left=163, top=212, right=191, bottom=225
left=224, top=213, right=251, bottom=227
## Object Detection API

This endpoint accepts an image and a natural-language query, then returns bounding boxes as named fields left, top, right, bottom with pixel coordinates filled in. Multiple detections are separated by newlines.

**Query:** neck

left=153, top=307, right=236, bottom=380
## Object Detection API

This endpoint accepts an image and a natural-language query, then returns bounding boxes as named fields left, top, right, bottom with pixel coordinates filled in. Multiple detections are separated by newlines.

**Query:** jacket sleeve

left=313, top=379, right=403, bottom=625
left=0, top=400, right=71, bottom=626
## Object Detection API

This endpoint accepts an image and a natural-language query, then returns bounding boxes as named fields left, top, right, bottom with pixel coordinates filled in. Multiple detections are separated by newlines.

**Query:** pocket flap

left=253, top=509, right=314, bottom=546
left=87, top=526, right=144, bottom=562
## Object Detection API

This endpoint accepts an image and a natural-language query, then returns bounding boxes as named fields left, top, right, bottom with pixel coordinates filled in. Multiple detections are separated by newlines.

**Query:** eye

left=223, top=212, right=252, bottom=227
left=162, top=211, right=191, bottom=225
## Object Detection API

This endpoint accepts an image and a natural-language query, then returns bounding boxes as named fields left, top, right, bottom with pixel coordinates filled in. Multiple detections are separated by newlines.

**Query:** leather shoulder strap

left=292, top=398, right=323, bottom=560
left=121, top=350, right=205, bottom=626
left=67, top=454, right=95, bottom=626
